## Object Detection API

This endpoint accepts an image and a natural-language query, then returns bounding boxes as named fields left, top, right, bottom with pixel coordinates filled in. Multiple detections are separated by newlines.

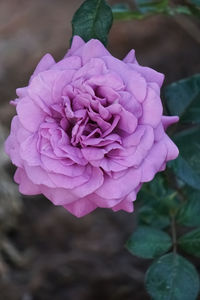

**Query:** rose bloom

left=5, top=36, right=179, bottom=217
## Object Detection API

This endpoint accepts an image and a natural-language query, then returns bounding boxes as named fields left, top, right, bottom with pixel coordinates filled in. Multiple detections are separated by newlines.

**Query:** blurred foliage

left=112, top=0, right=200, bottom=20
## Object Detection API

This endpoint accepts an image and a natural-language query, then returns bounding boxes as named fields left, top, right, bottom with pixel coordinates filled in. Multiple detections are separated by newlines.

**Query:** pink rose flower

left=5, top=36, right=179, bottom=217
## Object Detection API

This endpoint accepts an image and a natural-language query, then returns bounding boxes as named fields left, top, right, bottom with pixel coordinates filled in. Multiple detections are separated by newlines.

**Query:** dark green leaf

left=176, top=191, right=200, bottom=227
left=165, top=74, right=200, bottom=124
left=168, top=155, right=200, bottom=190
left=145, top=253, right=200, bottom=300
left=72, top=0, right=113, bottom=46
left=169, top=126, right=200, bottom=190
left=138, top=175, right=179, bottom=214
left=178, top=228, right=200, bottom=257
left=126, top=226, right=172, bottom=259
left=138, top=206, right=170, bottom=229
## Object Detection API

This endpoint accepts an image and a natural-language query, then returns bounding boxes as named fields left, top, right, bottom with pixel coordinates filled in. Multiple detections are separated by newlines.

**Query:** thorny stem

left=171, top=214, right=177, bottom=255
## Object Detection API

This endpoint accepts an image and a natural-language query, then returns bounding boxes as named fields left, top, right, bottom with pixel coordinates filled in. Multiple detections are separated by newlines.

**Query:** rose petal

left=118, top=109, right=137, bottom=134
left=129, top=64, right=164, bottom=87
left=65, top=35, right=85, bottom=57
left=20, top=134, right=41, bottom=166
left=112, top=190, right=136, bottom=212
left=30, top=53, right=55, bottom=82
left=141, top=141, right=167, bottom=182
left=81, top=147, right=106, bottom=161
left=24, top=164, right=56, bottom=188
left=72, top=167, right=104, bottom=197
left=14, top=168, right=41, bottom=195
left=103, top=56, right=147, bottom=102
left=96, top=167, right=141, bottom=199
left=17, top=97, right=45, bottom=132
left=51, top=56, right=81, bottom=71
left=139, top=85, right=163, bottom=128
left=162, top=116, right=179, bottom=130
left=163, top=134, right=179, bottom=161
left=64, top=197, right=97, bottom=218
left=4, top=116, right=23, bottom=167
left=73, top=39, right=111, bottom=64
left=123, top=49, right=138, bottom=64
left=41, top=186, right=77, bottom=205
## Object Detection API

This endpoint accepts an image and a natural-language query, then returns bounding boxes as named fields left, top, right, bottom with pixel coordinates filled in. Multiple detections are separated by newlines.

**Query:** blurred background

left=0, top=0, right=199, bottom=299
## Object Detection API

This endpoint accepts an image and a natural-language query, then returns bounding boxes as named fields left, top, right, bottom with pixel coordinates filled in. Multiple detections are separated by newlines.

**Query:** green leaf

left=138, top=206, right=170, bottom=229
left=176, top=191, right=200, bottom=227
left=71, top=0, right=113, bottom=46
left=126, top=226, right=172, bottom=259
left=168, top=155, right=200, bottom=190
left=178, top=228, right=200, bottom=257
left=145, top=253, right=200, bottom=300
left=170, top=126, right=200, bottom=190
left=138, top=174, right=179, bottom=214
left=165, top=74, right=200, bottom=124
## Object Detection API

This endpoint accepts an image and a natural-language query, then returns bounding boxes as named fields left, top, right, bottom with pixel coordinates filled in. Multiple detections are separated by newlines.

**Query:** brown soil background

left=0, top=1, right=200, bottom=299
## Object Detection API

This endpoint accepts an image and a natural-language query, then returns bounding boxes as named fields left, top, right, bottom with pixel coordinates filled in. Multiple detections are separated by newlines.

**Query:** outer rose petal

left=96, top=167, right=141, bottom=199
left=162, top=116, right=179, bottom=129
left=72, top=39, right=111, bottom=64
left=123, top=49, right=138, bottom=65
left=90, top=193, right=123, bottom=208
left=65, top=35, right=85, bottom=57
left=28, top=70, right=75, bottom=111
left=20, top=134, right=41, bottom=166
left=139, top=86, right=163, bottom=128
left=41, top=186, right=78, bottom=205
left=64, top=197, right=98, bottom=218
left=16, top=87, right=28, bottom=98
left=163, top=134, right=179, bottom=160
left=17, top=97, right=45, bottom=132
left=30, top=53, right=55, bottom=81
left=5, top=116, right=23, bottom=167
left=141, top=142, right=168, bottom=182
left=112, top=191, right=137, bottom=212
left=51, top=56, right=82, bottom=71
left=24, top=164, right=56, bottom=188
left=129, top=64, right=164, bottom=87
left=14, top=168, right=41, bottom=195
